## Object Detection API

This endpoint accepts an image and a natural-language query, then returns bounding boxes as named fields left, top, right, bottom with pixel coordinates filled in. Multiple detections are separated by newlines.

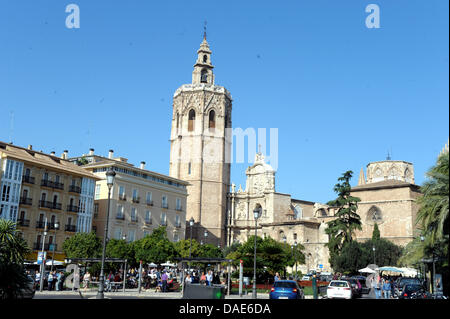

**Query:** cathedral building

left=169, top=35, right=232, bottom=247
left=227, top=153, right=422, bottom=273
left=169, top=35, right=426, bottom=272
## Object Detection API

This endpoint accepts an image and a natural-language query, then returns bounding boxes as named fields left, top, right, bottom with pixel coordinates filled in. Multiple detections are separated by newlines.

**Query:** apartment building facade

left=70, top=149, right=189, bottom=243
left=0, top=142, right=99, bottom=261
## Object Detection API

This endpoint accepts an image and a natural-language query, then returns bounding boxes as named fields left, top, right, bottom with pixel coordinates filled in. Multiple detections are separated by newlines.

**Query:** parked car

left=344, top=278, right=362, bottom=298
left=351, top=276, right=369, bottom=294
left=399, top=284, right=428, bottom=299
left=319, top=275, right=333, bottom=282
left=394, top=277, right=422, bottom=297
left=270, top=280, right=305, bottom=299
left=326, top=280, right=352, bottom=299
left=301, top=275, right=312, bottom=281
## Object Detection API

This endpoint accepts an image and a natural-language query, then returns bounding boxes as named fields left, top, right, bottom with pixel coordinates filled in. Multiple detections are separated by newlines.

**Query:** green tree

left=333, top=241, right=368, bottom=275
left=362, top=239, right=403, bottom=267
left=199, top=243, right=223, bottom=259
left=372, top=223, right=380, bottom=241
left=62, top=232, right=102, bottom=259
left=174, top=239, right=202, bottom=259
left=226, top=235, right=304, bottom=281
left=325, top=171, right=362, bottom=268
left=134, top=226, right=178, bottom=264
left=0, top=219, right=31, bottom=299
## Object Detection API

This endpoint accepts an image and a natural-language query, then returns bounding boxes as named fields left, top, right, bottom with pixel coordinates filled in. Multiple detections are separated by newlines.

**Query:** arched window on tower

left=203, top=55, right=208, bottom=63
left=176, top=113, right=180, bottom=129
left=201, top=69, right=208, bottom=83
left=208, top=110, right=215, bottom=129
left=188, top=109, right=195, bottom=132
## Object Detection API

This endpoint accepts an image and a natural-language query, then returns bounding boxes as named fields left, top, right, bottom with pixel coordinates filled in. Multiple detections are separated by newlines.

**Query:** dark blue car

left=269, top=280, right=305, bottom=299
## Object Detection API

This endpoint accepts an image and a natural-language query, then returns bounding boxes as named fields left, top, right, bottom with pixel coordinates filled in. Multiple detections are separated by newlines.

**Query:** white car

left=326, top=280, right=352, bottom=299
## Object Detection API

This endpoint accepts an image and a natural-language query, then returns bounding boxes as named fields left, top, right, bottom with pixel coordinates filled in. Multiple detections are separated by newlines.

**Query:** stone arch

left=387, top=165, right=400, bottom=180
left=366, top=205, right=383, bottom=224
left=404, top=167, right=412, bottom=183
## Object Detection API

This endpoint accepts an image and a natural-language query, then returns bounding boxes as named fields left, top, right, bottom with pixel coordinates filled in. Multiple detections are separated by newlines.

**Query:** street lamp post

left=203, top=229, right=208, bottom=245
left=252, top=206, right=261, bottom=299
left=39, top=218, right=48, bottom=292
left=294, top=241, right=298, bottom=281
left=96, top=168, right=116, bottom=299
left=372, top=246, right=376, bottom=265
left=282, top=236, right=287, bottom=279
left=189, top=217, right=194, bottom=271
left=50, top=220, right=59, bottom=273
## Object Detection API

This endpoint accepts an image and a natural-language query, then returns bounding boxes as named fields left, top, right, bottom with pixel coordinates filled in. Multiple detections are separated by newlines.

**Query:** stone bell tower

left=169, top=34, right=232, bottom=247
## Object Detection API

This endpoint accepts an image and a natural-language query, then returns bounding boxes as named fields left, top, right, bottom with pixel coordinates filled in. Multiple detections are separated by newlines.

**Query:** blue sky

left=0, top=0, right=448, bottom=203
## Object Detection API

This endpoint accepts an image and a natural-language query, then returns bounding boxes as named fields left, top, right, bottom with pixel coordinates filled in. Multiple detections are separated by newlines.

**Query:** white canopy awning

left=358, top=267, right=376, bottom=274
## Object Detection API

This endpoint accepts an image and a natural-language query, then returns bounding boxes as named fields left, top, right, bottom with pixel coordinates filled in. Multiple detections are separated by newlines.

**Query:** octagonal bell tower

left=169, top=34, right=232, bottom=247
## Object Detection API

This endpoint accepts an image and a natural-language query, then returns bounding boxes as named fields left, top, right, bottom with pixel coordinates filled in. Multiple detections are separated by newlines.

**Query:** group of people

left=184, top=270, right=223, bottom=286
left=30, top=269, right=65, bottom=291
left=371, top=274, right=395, bottom=299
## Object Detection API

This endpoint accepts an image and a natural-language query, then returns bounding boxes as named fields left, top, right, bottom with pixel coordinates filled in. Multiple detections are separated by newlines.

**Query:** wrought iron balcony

left=36, top=221, right=46, bottom=229
left=39, top=200, right=61, bottom=210
left=146, top=200, right=153, bottom=206
left=161, top=203, right=169, bottom=209
left=17, top=219, right=30, bottom=227
left=33, top=242, right=50, bottom=250
left=67, top=205, right=79, bottom=213
left=68, top=185, right=81, bottom=193
left=130, top=216, right=138, bottom=223
left=40, top=179, right=54, bottom=188
left=119, top=194, right=127, bottom=201
left=65, top=225, right=76, bottom=232
left=20, top=197, right=32, bottom=205
left=132, top=197, right=140, bottom=204
left=175, top=206, right=183, bottom=212
left=22, top=175, right=35, bottom=184
left=145, top=219, right=152, bottom=225
left=53, top=182, right=64, bottom=190
left=116, top=215, right=125, bottom=220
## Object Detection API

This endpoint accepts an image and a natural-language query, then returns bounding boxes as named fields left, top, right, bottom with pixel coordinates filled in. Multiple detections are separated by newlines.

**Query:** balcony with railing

left=20, top=197, right=32, bottom=206
left=68, top=185, right=81, bottom=193
left=175, top=222, right=182, bottom=228
left=33, top=243, right=51, bottom=250
left=161, top=203, right=169, bottom=209
left=145, top=219, right=152, bottom=225
left=132, top=197, right=140, bottom=204
left=116, top=215, right=125, bottom=220
left=67, top=205, right=79, bottom=213
left=119, top=194, right=127, bottom=201
left=146, top=200, right=153, bottom=206
left=175, top=206, right=183, bottom=212
left=65, top=224, right=76, bottom=232
left=17, top=219, right=30, bottom=227
left=53, top=182, right=64, bottom=190
left=39, top=200, right=62, bottom=210
left=48, top=223, right=60, bottom=230
left=130, top=216, right=138, bottom=223
left=22, top=175, right=35, bottom=184
left=36, top=221, right=46, bottom=229
left=40, top=179, right=54, bottom=188
left=160, top=220, right=167, bottom=226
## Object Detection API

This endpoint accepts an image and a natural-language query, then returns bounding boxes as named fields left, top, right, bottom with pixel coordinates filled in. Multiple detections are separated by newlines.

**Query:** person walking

left=55, top=271, right=62, bottom=291
left=382, top=279, right=392, bottom=299
left=372, top=274, right=382, bottom=299
left=47, top=271, right=54, bottom=291
left=274, top=272, right=280, bottom=282
left=34, top=270, right=40, bottom=289
left=161, top=271, right=168, bottom=292
left=83, top=271, right=91, bottom=291
left=206, top=270, right=213, bottom=286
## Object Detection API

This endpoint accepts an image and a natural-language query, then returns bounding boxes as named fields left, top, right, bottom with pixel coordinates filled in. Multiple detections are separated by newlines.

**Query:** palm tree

left=416, top=152, right=449, bottom=245
left=0, top=219, right=31, bottom=299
